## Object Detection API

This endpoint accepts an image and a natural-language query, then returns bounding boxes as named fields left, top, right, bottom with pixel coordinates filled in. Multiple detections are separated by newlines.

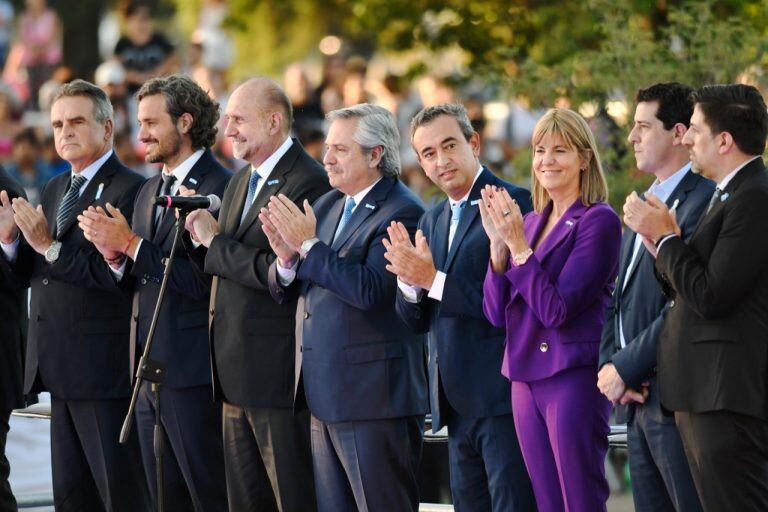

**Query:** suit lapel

left=318, top=191, right=345, bottom=245
left=223, top=167, right=250, bottom=236
left=57, top=155, right=118, bottom=238
left=234, top=141, right=303, bottom=240
left=444, top=168, right=494, bottom=270
left=331, top=178, right=394, bottom=250
left=533, top=199, right=587, bottom=259
left=136, top=175, right=160, bottom=240
left=153, top=151, right=214, bottom=245
left=431, top=201, right=450, bottom=271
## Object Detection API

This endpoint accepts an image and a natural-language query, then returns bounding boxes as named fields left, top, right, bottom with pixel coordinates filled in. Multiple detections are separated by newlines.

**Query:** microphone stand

left=119, top=208, right=190, bottom=512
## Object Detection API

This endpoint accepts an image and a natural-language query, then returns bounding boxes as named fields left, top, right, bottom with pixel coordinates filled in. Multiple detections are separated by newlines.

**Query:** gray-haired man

left=263, top=104, right=428, bottom=511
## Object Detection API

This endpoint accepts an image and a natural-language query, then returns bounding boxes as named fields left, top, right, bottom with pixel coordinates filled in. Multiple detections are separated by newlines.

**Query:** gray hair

left=410, top=103, right=474, bottom=141
left=327, top=103, right=401, bottom=177
left=51, top=79, right=114, bottom=124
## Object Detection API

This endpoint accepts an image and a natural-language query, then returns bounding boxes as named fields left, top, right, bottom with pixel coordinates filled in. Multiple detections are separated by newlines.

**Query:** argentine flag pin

left=365, top=203, right=376, bottom=210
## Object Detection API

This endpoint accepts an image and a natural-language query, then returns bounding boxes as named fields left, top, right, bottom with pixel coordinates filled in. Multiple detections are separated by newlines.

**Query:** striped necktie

left=56, top=174, right=87, bottom=236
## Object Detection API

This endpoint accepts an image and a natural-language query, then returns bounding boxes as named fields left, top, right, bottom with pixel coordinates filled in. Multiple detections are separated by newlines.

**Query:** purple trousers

left=511, top=365, right=611, bottom=512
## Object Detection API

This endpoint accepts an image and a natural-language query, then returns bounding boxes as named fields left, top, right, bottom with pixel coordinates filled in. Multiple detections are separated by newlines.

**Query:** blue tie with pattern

left=448, top=200, right=466, bottom=249
left=333, top=196, right=356, bottom=242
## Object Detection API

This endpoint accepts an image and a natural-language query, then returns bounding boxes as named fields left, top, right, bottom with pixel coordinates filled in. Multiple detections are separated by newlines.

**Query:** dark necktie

left=155, top=173, right=177, bottom=228
left=705, top=187, right=723, bottom=215
left=56, top=174, right=87, bottom=236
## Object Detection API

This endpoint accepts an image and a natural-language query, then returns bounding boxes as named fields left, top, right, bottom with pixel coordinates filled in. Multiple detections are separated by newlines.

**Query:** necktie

left=56, top=174, right=87, bottom=236
left=240, top=171, right=261, bottom=224
left=705, top=187, right=723, bottom=215
left=155, top=173, right=177, bottom=228
left=448, top=200, right=466, bottom=249
left=333, top=196, right=356, bottom=242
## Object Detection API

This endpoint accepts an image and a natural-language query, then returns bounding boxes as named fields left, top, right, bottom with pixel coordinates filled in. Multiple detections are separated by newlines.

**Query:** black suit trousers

left=675, top=410, right=768, bottom=512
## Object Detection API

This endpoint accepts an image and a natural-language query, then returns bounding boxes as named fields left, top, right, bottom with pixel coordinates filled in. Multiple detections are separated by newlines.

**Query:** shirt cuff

left=0, top=234, right=19, bottom=262
left=656, top=233, right=678, bottom=253
left=131, top=238, right=143, bottom=261
left=426, top=271, right=447, bottom=302
left=398, top=277, right=422, bottom=303
left=277, top=258, right=298, bottom=286
left=108, top=258, right=128, bottom=281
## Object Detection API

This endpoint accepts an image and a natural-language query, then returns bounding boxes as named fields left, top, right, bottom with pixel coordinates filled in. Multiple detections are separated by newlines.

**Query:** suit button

left=141, top=278, right=147, bottom=285
left=42, top=278, right=49, bottom=285
left=303, top=312, right=310, bottom=319
left=540, top=342, right=549, bottom=352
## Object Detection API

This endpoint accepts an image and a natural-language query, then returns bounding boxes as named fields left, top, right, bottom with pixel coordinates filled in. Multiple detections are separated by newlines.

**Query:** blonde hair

left=530, top=108, right=608, bottom=213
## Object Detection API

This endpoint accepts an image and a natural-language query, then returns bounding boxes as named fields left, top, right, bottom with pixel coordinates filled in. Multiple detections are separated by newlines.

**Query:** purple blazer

left=483, top=199, right=621, bottom=382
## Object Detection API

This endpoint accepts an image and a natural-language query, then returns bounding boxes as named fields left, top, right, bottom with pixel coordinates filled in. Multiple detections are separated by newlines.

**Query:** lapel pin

left=565, top=219, right=574, bottom=227
left=365, top=203, right=376, bottom=210
left=670, top=198, right=680, bottom=212
left=188, top=177, right=198, bottom=185
left=470, top=199, right=481, bottom=206
left=721, top=192, right=729, bottom=202
left=95, top=183, right=104, bottom=200
left=267, top=179, right=280, bottom=186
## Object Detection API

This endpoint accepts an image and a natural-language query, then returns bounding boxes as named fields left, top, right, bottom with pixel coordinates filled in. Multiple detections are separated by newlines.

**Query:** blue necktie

left=240, top=171, right=261, bottom=224
left=448, top=200, right=466, bottom=249
left=333, top=197, right=356, bottom=242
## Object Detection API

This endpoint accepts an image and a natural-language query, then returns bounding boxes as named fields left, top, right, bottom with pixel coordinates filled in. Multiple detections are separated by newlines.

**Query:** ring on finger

left=502, top=210, right=511, bottom=217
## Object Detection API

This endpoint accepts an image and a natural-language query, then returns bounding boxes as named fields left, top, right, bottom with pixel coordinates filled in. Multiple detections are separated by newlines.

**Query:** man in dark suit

left=383, top=104, right=535, bottom=511
left=78, top=75, right=231, bottom=512
left=0, top=169, right=26, bottom=512
left=0, top=80, right=150, bottom=511
left=263, top=103, right=428, bottom=511
left=625, top=83, right=768, bottom=510
left=183, top=77, right=329, bottom=512
left=598, top=83, right=709, bottom=512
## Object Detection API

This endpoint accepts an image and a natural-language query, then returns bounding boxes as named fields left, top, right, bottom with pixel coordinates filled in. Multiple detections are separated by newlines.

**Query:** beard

left=145, top=130, right=182, bottom=164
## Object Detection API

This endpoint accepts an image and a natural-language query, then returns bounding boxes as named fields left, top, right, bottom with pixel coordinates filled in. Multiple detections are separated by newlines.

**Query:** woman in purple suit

left=480, top=108, right=621, bottom=512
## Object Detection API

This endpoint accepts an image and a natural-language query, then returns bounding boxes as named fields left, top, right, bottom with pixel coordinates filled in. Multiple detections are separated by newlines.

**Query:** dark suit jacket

left=655, top=158, right=768, bottom=420
left=0, top=153, right=145, bottom=399
left=188, top=140, right=330, bottom=408
left=0, top=167, right=27, bottom=412
left=269, top=176, right=429, bottom=423
left=395, top=168, right=532, bottom=431
left=128, top=149, right=231, bottom=389
left=599, top=169, right=713, bottom=422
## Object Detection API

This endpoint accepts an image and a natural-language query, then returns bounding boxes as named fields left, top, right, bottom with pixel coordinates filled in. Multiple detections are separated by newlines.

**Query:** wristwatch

left=44, top=241, right=62, bottom=263
left=512, top=247, right=533, bottom=267
left=300, top=238, right=319, bottom=258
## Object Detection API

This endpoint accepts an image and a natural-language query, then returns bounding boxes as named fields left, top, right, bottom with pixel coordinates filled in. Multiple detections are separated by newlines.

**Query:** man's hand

left=12, top=198, right=52, bottom=255
left=382, top=221, right=437, bottom=289
left=619, top=384, right=649, bottom=405
left=623, top=192, right=680, bottom=244
left=259, top=208, right=299, bottom=267
left=267, top=195, right=317, bottom=251
left=78, top=204, right=134, bottom=259
left=0, top=190, right=19, bottom=244
left=174, top=185, right=197, bottom=220
left=187, top=209, right=219, bottom=248
left=597, top=363, right=628, bottom=404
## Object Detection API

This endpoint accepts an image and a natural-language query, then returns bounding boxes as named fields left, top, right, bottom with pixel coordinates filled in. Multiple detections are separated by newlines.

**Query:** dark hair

left=410, top=103, right=475, bottom=142
left=691, top=84, right=768, bottom=156
left=121, top=0, right=150, bottom=18
left=52, top=79, right=113, bottom=124
left=137, top=74, right=220, bottom=149
left=13, top=127, right=40, bottom=148
left=635, top=82, right=694, bottom=129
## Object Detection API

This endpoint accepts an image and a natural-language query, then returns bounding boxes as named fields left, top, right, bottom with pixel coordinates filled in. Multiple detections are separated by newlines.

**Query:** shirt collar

left=161, top=149, right=204, bottom=189
left=72, top=149, right=113, bottom=183
left=251, top=137, right=293, bottom=180
left=648, top=162, right=691, bottom=203
left=449, top=165, right=483, bottom=207
left=717, top=155, right=761, bottom=191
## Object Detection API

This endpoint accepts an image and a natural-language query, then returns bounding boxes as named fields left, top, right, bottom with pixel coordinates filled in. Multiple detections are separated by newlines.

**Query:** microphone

left=153, top=194, right=222, bottom=212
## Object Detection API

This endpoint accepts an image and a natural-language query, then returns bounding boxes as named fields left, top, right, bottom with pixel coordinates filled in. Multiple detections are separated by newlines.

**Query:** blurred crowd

left=0, top=0, right=547, bottom=208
